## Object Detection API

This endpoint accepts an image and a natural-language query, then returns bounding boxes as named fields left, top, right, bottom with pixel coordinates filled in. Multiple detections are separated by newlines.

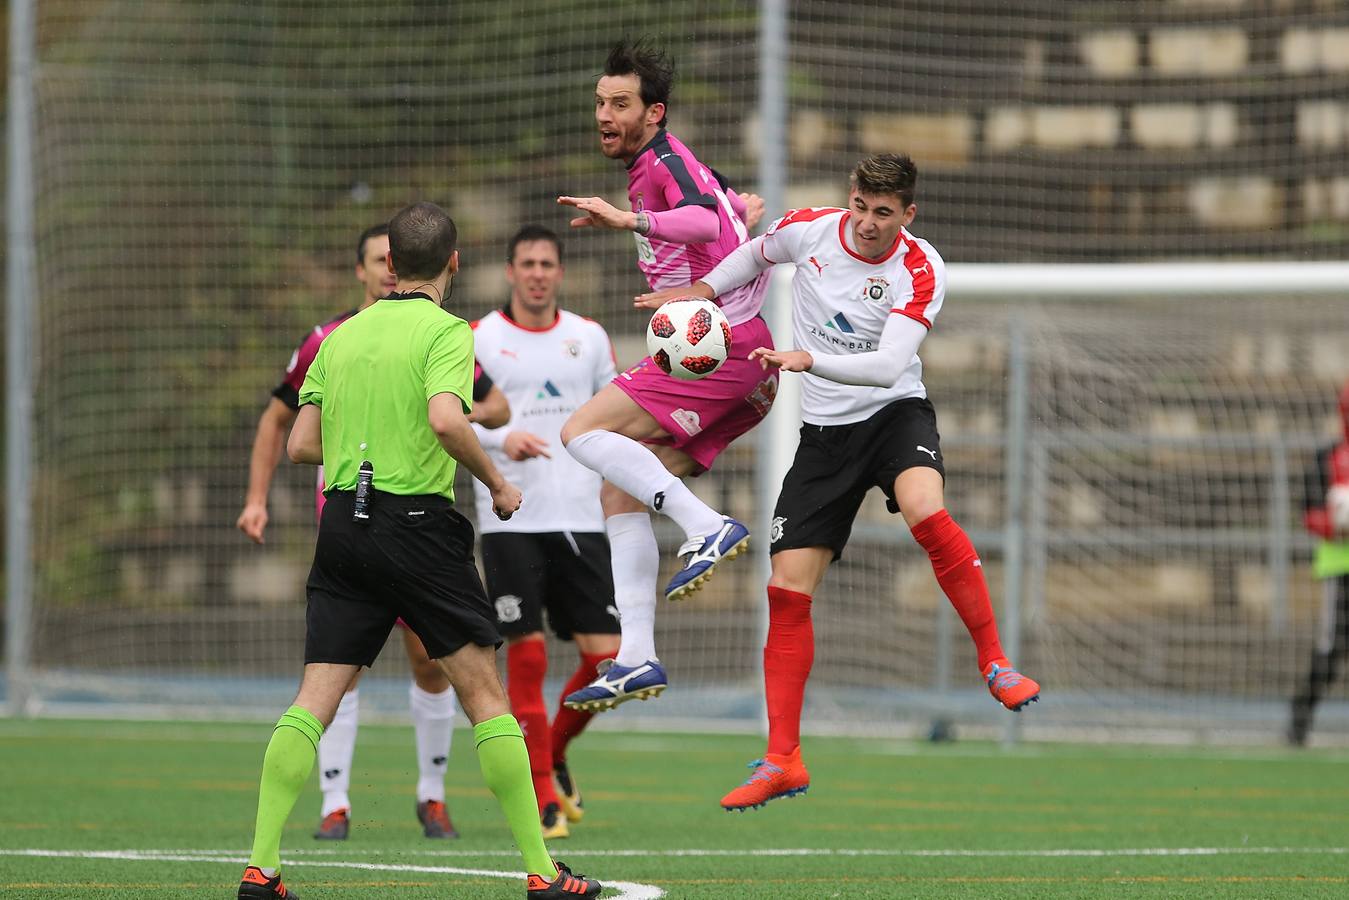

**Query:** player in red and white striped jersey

left=641, top=154, right=1041, bottom=811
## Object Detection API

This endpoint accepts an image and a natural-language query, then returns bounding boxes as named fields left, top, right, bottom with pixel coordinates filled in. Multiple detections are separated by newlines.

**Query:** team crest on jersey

left=863, top=276, right=891, bottom=304
left=562, top=338, right=581, bottom=359
left=495, top=594, right=523, bottom=623
left=770, top=516, right=786, bottom=544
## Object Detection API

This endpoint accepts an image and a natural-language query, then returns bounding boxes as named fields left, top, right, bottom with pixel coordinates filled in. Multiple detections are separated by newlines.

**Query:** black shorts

left=480, top=531, right=619, bottom=641
left=770, top=397, right=945, bottom=562
left=305, top=490, right=501, bottom=667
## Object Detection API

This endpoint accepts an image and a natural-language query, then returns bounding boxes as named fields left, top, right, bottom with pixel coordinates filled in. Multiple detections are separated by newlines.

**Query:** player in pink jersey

left=236, top=223, right=508, bottom=840
left=555, top=40, right=778, bottom=711
left=640, top=154, right=1040, bottom=811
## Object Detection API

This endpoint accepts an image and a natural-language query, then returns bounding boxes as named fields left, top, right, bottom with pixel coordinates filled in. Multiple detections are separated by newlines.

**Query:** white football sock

left=409, top=681, right=456, bottom=803
left=606, top=512, right=661, bottom=667
left=566, top=430, right=723, bottom=540
left=318, top=688, right=358, bottom=816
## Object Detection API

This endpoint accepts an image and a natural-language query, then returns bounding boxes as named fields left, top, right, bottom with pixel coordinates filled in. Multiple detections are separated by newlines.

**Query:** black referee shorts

left=305, top=490, right=501, bottom=667
left=480, top=531, right=619, bottom=641
left=770, top=397, right=945, bottom=562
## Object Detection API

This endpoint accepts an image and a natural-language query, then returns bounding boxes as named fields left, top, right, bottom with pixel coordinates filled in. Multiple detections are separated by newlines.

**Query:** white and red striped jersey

left=471, top=307, right=617, bottom=534
left=761, top=207, right=946, bottom=426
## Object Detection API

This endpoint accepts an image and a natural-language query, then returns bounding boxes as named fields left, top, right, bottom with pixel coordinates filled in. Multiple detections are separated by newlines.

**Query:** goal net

left=12, top=0, right=1349, bottom=743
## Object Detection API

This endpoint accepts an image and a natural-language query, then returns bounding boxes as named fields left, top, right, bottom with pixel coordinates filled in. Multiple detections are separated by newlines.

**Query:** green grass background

left=1, top=718, right=1345, bottom=898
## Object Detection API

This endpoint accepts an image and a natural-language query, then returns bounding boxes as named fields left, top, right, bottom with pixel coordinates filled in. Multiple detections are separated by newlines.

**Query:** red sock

left=505, top=639, right=557, bottom=810
left=550, top=652, right=609, bottom=765
left=911, top=509, right=1005, bottom=671
left=764, top=586, right=814, bottom=757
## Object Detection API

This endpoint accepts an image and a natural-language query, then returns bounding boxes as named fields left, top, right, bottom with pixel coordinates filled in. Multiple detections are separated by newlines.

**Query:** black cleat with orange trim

left=238, top=866, right=297, bottom=899
left=526, top=859, right=602, bottom=898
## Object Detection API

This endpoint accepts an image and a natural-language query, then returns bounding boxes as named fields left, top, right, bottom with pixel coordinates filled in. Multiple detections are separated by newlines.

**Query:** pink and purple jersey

left=273, top=310, right=357, bottom=411
left=626, top=129, right=768, bottom=327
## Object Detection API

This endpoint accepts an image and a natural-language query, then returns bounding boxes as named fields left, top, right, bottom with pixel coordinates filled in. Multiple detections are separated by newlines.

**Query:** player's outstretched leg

left=722, top=586, right=814, bottom=811
left=564, top=427, right=749, bottom=601
left=911, top=509, right=1040, bottom=710
left=565, top=512, right=668, bottom=712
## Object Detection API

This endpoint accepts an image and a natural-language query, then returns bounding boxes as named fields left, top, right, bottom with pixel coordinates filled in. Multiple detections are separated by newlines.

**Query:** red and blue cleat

left=983, top=658, right=1041, bottom=711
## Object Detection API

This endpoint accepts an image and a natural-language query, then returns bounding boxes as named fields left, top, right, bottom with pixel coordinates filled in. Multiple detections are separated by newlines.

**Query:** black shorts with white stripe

left=770, top=397, right=944, bottom=562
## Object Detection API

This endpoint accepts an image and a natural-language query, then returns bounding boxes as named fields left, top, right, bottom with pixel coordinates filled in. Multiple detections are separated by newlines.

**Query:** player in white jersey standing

left=471, top=226, right=622, bottom=838
left=639, top=154, right=1042, bottom=811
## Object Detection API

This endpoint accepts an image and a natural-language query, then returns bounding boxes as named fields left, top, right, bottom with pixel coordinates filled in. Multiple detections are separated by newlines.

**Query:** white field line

left=0, top=849, right=662, bottom=900
left=3, top=846, right=1345, bottom=861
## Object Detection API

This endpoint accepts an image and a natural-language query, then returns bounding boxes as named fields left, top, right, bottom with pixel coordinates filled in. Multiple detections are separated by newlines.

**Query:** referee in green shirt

left=238, top=202, right=601, bottom=900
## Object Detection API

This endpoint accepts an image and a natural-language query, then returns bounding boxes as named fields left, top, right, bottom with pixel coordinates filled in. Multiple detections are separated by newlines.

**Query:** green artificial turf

left=1, top=718, right=1345, bottom=898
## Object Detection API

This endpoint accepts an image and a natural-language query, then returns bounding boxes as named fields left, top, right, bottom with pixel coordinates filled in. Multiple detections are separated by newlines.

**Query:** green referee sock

left=474, top=714, right=556, bottom=877
left=247, top=705, right=324, bottom=871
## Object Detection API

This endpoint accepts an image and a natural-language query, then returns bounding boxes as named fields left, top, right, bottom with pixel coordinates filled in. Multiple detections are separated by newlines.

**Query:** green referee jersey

left=299, top=295, right=474, bottom=501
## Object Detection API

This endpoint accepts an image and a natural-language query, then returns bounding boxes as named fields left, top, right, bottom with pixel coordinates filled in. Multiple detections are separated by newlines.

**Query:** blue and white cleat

left=562, top=659, right=668, bottom=712
left=664, top=516, right=750, bottom=602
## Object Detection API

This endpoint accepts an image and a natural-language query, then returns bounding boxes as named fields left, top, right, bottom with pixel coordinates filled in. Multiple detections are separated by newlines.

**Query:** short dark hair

left=507, top=224, right=563, bottom=263
left=356, top=223, right=389, bottom=265
left=387, top=202, right=457, bottom=282
left=604, top=38, right=674, bottom=128
left=850, top=154, right=918, bottom=209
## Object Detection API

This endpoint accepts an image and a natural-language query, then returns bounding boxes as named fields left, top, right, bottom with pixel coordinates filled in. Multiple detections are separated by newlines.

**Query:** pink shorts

left=614, top=315, right=778, bottom=471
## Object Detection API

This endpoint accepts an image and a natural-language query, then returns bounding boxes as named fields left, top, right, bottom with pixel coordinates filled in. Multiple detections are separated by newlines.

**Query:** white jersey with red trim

left=471, top=308, right=617, bottom=534
left=760, top=207, right=946, bottom=426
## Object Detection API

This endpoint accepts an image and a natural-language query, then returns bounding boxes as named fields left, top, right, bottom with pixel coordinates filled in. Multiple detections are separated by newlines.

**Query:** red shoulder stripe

left=899, top=234, right=936, bottom=327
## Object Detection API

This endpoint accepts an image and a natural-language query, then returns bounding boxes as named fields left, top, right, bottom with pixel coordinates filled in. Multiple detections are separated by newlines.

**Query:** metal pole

left=1001, top=318, right=1030, bottom=747
left=752, top=0, right=790, bottom=732
left=1268, top=437, right=1290, bottom=635
left=6, top=0, right=38, bottom=717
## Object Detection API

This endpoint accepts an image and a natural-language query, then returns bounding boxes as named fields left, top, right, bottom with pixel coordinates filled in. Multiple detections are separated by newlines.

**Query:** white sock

left=318, top=688, right=358, bottom=816
left=607, top=512, right=661, bottom=667
left=566, top=430, right=723, bottom=540
left=409, top=682, right=456, bottom=803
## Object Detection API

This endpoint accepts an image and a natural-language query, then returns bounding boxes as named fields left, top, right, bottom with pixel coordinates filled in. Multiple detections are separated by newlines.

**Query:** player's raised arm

left=777, top=314, right=929, bottom=388
left=557, top=195, right=638, bottom=231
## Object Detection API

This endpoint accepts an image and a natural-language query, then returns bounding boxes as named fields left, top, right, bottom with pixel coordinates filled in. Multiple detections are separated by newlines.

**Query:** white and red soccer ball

left=645, top=297, right=732, bottom=381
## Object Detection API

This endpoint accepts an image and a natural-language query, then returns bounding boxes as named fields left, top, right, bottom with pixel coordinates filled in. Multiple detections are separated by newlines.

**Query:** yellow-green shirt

left=299, top=296, right=473, bottom=501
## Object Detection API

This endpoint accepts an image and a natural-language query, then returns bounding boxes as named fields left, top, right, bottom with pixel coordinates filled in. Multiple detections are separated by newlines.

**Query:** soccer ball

left=645, top=297, right=732, bottom=381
